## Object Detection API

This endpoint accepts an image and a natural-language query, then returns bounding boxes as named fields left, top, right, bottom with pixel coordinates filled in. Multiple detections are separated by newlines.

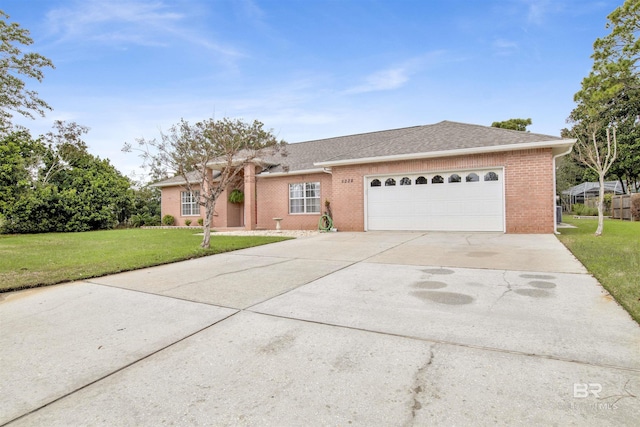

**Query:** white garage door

left=366, top=169, right=504, bottom=232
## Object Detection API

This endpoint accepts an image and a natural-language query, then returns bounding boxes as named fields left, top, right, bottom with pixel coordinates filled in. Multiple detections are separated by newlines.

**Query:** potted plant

left=228, top=189, right=244, bottom=204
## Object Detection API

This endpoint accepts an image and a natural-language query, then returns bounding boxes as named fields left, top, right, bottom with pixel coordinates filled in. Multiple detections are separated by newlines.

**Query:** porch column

left=244, top=163, right=257, bottom=230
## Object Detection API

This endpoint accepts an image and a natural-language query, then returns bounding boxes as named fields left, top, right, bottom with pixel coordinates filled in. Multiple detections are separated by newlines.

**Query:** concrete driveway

left=1, top=232, right=639, bottom=426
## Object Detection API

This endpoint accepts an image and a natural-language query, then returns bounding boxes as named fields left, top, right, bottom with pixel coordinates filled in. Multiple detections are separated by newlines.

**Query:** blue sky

left=3, top=0, right=619, bottom=178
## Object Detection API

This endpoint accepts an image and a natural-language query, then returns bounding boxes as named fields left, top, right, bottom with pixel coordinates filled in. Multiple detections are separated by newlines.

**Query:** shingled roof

left=260, top=120, right=569, bottom=174
left=150, top=170, right=221, bottom=188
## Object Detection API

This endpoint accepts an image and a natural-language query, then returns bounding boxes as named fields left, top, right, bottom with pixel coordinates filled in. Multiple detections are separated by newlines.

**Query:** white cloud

left=345, top=68, right=410, bottom=94
left=45, top=0, right=242, bottom=57
left=493, top=38, right=519, bottom=55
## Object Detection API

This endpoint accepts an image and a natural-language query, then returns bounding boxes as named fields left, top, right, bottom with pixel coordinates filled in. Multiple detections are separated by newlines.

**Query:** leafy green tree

left=1, top=122, right=134, bottom=233
left=0, top=10, right=54, bottom=130
left=571, top=0, right=640, bottom=194
left=0, top=129, right=43, bottom=212
left=126, top=117, right=285, bottom=248
left=491, top=118, right=532, bottom=131
left=563, top=1, right=640, bottom=235
left=128, top=185, right=161, bottom=227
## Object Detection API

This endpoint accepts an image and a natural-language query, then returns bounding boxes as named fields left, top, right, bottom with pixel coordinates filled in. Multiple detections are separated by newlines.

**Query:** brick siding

left=162, top=148, right=556, bottom=233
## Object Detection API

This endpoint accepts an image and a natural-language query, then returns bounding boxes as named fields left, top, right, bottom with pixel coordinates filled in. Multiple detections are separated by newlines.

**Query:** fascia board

left=313, top=139, right=576, bottom=168
left=257, top=168, right=327, bottom=178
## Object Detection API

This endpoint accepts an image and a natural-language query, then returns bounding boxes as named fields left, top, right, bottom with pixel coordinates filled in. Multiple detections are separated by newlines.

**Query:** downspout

left=553, top=145, right=575, bottom=234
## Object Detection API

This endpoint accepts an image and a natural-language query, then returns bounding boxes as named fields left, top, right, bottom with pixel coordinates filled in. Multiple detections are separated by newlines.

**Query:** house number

left=341, top=178, right=354, bottom=183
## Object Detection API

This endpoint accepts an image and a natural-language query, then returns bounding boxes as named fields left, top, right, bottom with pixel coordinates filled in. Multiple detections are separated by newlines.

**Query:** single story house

left=152, top=120, right=575, bottom=233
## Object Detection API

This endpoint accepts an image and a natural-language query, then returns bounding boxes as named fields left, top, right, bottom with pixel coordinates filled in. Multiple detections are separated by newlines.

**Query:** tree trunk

left=595, top=174, right=605, bottom=237
left=201, top=202, right=214, bottom=249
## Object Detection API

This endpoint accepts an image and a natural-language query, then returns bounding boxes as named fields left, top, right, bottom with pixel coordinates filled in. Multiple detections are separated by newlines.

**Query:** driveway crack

left=404, top=345, right=435, bottom=427
left=488, top=270, right=513, bottom=312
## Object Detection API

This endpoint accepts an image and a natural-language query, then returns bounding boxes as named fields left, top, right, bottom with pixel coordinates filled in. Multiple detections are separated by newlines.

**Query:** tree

left=491, top=118, right=532, bottom=132
left=576, top=0, right=640, bottom=192
left=126, top=117, right=285, bottom=248
left=564, top=0, right=640, bottom=236
left=0, top=129, right=43, bottom=213
left=39, top=120, right=90, bottom=184
left=573, top=123, right=617, bottom=236
left=1, top=122, right=133, bottom=233
left=0, top=10, right=54, bottom=130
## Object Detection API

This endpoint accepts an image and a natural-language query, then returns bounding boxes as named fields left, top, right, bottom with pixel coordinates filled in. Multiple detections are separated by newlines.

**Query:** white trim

left=501, top=166, right=506, bottom=233
left=257, top=168, right=327, bottom=178
left=315, top=140, right=576, bottom=168
left=151, top=180, right=202, bottom=188
left=552, top=144, right=575, bottom=234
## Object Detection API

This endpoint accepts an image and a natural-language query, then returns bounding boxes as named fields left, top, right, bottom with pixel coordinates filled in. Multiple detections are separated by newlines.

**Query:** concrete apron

left=1, top=232, right=639, bottom=426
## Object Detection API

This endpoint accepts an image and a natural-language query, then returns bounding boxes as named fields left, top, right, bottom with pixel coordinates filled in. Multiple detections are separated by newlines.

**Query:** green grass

left=0, top=229, right=291, bottom=292
left=557, top=217, right=640, bottom=324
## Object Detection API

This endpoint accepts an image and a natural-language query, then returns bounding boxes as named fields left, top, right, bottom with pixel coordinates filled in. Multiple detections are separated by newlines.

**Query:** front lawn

left=557, top=217, right=640, bottom=324
left=0, top=229, right=291, bottom=293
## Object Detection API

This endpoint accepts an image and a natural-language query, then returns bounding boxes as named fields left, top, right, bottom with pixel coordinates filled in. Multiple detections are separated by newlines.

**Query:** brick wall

left=326, top=149, right=554, bottom=233
left=160, top=185, right=243, bottom=228
left=256, top=173, right=333, bottom=230
left=169, top=148, right=556, bottom=233
left=504, top=149, right=554, bottom=233
left=160, top=185, right=204, bottom=226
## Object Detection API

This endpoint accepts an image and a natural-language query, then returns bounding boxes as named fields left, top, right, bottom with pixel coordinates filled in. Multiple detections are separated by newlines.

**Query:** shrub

left=573, top=204, right=585, bottom=215
left=146, top=215, right=160, bottom=226
left=603, top=193, right=613, bottom=213
left=573, top=204, right=599, bottom=216
left=184, top=219, right=192, bottom=226
left=197, top=218, right=203, bottom=226
left=162, top=214, right=175, bottom=226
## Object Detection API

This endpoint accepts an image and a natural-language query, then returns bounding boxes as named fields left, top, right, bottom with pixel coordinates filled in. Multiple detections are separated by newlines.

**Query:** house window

left=181, top=191, right=200, bottom=216
left=289, top=182, right=320, bottom=214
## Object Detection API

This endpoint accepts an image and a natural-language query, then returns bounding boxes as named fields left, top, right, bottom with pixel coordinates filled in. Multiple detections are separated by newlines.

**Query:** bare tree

left=125, top=117, right=285, bottom=248
left=574, top=123, right=618, bottom=236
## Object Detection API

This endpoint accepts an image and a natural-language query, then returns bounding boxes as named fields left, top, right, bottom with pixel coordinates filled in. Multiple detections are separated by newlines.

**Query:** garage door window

left=400, top=177, right=411, bottom=185
left=370, top=179, right=381, bottom=187
left=385, top=178, right=396, bottom=186
left=416, top=176, right=428, bottom=185
left=448, top=174, right=461, bottom=183
left=432, top=175, right=444, bottom=184
left=466, top=173, right=479, bottom=182
left=289, top=182, right=320, bottom=214
left=484, top=172, right=499, bottom=181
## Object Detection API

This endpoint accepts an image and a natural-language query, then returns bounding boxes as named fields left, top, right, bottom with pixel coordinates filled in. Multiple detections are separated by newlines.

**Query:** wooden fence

left=612, top=194, right=640, bottom=221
